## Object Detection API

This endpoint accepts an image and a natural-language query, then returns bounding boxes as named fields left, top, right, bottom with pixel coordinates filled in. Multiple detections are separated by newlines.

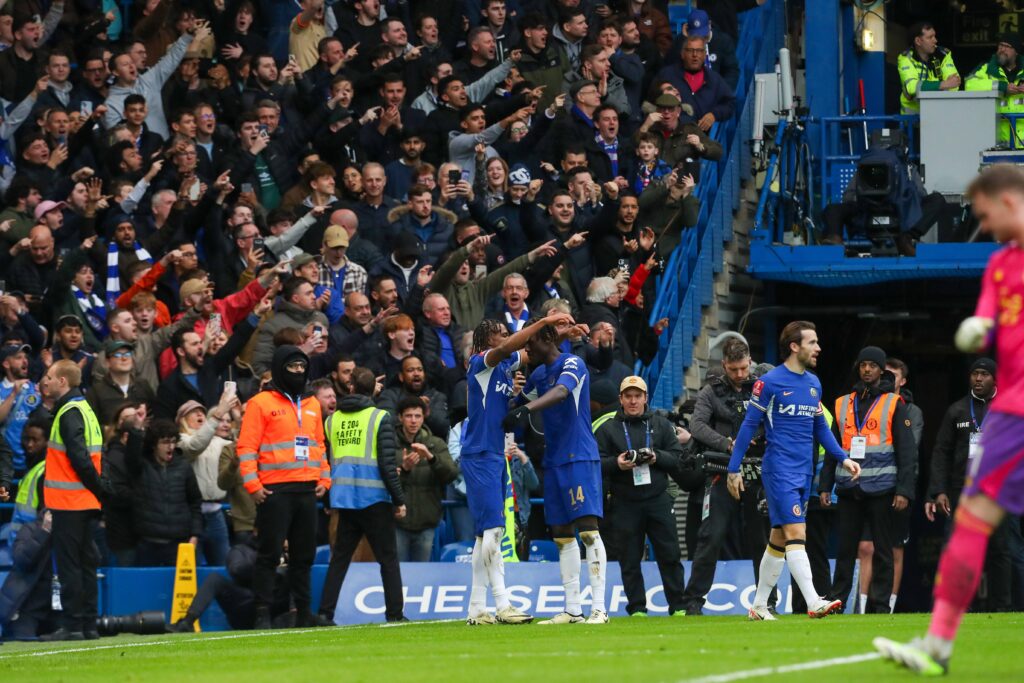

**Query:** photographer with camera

left=681, top=338, right=775, bottom=616
left=596, top=376, right=686, bottom=616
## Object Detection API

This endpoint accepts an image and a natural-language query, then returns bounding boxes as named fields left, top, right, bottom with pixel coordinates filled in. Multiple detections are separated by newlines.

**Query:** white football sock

left=580, top=530, right=607, bottom=613
left=469, top=537, right=487, bottom=616
left=785, top=541, right=822, bottom=609
left=482, top=527, right=510, bottom=611
left=753, top=543, right=785, bottom=609
left=555, top=537, right=582, bottom=615
left=889, top=593, right=897, bottom=613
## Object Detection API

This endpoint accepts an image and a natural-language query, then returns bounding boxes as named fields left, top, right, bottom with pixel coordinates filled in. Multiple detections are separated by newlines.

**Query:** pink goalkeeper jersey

left=976, top=244, right=1024, bottom=417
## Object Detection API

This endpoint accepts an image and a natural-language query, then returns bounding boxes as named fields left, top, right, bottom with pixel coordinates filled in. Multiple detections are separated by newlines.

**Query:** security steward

left=681, top=339, right=774, bottom=616
left=317, top=367, right=407, bottom=623
left=820, top=345, right=916, bottom=614
left=595, top=376, right=684, bottom=617
left=965, top=34, right=1024, bottom=146
left=40, top=360, right=108, bottom=641
left=925, top=358, right=1016, bottom=611
left=897, top=21, right=960, bottom=114
left=238, top=345, right=330, bottom=629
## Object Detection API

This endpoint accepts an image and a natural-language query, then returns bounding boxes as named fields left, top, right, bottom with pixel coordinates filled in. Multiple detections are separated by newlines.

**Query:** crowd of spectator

left=0, top=0, right=759, bottom=571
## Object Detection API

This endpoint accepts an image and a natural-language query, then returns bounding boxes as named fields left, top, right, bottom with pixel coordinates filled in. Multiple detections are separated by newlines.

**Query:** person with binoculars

left=595, top=375, right=685, bottom=617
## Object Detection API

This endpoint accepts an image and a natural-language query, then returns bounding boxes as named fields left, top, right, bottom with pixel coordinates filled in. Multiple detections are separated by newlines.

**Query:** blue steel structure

left=638, top=0, right=785, bottom=409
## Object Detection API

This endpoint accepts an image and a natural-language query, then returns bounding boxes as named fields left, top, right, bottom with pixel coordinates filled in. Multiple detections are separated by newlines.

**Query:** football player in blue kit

left=503, top=324, right=609, bottom=624
left=727, top=321, right=862, bottom=620
left=462, top=312, right=573, bottom=625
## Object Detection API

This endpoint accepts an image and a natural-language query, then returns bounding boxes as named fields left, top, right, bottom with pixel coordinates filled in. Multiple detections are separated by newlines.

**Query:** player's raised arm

left=485, top=311, right=574, bottom=368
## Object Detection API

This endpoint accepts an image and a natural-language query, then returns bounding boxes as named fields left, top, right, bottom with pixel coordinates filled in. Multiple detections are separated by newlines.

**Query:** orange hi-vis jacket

left=237, top=390, right=330, bottom=493
left=44, top=396, right=104, bottom=511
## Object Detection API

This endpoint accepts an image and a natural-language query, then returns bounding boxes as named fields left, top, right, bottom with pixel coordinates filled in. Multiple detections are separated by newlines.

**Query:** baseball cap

left=323, top=224, right=350, bottom=248
left=175, top=400, right=206, bottom=423
left=0, top=344, right=30, bottom=361
left=105, top=339, right=135, bottom=355
left=34, top=200, right=66, bottom=222
left=54, top=314, right=83, bottom=332
left=180, top=279, right=208, bottom=301
left=654, top=93, right=682, bottom=108
left=619, top=376, right=648, bottom=394
left=686, top=9, right=711, bottom=37
left=292, top=252, right=316, bottom=269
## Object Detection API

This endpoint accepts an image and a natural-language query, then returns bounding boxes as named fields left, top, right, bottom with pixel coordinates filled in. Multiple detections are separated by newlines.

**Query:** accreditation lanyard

left=969, top=398, right=989, bottom=434
left=622, top=421, right=651, bottom=451
left=853, top=394, right=882, bottom=435
left=850, top=394, right=881, bottom=461
left=291, top=396, right=310, bottom=461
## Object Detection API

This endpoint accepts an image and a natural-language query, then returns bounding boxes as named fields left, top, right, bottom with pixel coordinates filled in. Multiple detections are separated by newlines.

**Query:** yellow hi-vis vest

left=326, top=407, right=391, bottom=509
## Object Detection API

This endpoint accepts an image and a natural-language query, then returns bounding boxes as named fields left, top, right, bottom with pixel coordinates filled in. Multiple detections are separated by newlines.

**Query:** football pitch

left=0, top=613, right=1021, bottom=682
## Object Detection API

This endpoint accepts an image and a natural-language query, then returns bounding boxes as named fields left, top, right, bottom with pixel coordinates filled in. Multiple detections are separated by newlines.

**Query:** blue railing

left=641, top=0, right=785, bottom=408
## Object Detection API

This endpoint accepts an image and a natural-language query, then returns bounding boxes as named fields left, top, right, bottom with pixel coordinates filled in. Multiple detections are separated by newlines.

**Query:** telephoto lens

left=95, top=611, right=168, bottom=636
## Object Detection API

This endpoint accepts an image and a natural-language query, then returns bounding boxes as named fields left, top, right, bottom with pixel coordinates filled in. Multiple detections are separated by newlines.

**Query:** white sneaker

left=585, top=610, right=609, bottom=624
left=466, top=612, right=497, bottom=625
left=747, top=605, right=777, bottom=621
left=495, top=606, right=533, bottom=624
left=538, top=611, right=585, bottom=625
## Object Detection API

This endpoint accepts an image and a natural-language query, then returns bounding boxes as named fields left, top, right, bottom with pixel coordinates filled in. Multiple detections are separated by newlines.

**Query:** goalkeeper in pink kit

left=875, top=164, right=1024, bottom=675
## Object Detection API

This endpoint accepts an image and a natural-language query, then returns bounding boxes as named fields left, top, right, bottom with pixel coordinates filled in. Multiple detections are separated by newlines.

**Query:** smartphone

left=188, top=179, right=201, bottom=201
left=447, top=169, right=461, bottom=186
left=80, top=101, right=93, bottom=116
left=241, top=182, right=253, bottom=194
left=209, top=313, right=221, bottom=333
left=224, top=380, right=236, bottom=397
left=253, top=237, right=265, bottom=250
left=474, top=264, right=487, bottom=278
left=313, top=324, right=325, bottom=336
left=311, top=330, right=323, bottom=346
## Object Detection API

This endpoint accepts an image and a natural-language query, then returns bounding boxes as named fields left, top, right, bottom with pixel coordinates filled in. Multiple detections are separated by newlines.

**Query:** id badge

left=294, top=436, right=310, bottom=461
left=969, top=432, right=982, bottom=461
left=632, top=463, right=652, bottom=486
left=701, top=488, right=711, bottom=521
left=850, top=436, right=867, bottom=460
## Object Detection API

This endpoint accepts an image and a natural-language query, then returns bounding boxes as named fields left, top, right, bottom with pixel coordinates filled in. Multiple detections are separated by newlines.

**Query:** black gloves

left=501, top=405, right=531, bottom=433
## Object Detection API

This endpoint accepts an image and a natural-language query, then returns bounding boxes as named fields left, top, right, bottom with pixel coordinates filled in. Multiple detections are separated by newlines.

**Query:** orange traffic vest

left=237, top=390, right=330, bottom=492
left=834, top=391, right=899, bottom=493
left=44, top=396, right=104, bottom=511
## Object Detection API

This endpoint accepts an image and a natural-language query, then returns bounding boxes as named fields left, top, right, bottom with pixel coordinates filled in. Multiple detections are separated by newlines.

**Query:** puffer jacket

left=250, top=300, right=329, bottom=376
left=125, top=429, right=204, bottom=543
left=387, top=205, right=457, bottom=268
left=395, top=426, right=459, bottom=531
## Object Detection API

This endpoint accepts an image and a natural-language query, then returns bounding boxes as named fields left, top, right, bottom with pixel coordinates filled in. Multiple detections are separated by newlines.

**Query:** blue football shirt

left=461, top=350, right=521, bottom=457
left=523, top=353, right=599, bottom=467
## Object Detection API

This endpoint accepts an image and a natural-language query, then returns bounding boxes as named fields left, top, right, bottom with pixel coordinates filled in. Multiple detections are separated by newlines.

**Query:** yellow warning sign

left=170, top=543, right=200, bottom=632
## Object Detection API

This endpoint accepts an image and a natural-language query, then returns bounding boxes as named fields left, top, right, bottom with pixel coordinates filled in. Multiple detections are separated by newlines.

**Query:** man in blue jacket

left=656, top=34, right=735, bottom=132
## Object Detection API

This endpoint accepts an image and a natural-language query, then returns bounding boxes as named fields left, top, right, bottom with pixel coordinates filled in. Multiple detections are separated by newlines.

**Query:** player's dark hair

left=722, top=338, right=750, bottom=363
left=536, top=324, right=558, bottom=345
left=908, top=21, right=934, bottom=46
left=473, top=319, right=505, bottom=354
left=778, top=320, right=815, bottom=360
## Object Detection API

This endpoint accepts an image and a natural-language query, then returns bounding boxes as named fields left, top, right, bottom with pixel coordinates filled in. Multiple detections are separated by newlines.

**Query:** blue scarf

left=106, top=240, right=152, bottom=308
left=72, top=286, right=108, bottom=338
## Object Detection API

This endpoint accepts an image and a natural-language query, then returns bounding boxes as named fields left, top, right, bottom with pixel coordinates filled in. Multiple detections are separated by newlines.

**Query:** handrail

left=641, top=0, right=785, bottom=408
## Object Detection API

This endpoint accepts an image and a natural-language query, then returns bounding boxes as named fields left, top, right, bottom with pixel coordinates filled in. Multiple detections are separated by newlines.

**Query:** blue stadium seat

left=527, top=540, right=559, bottom=562
left=668, top=2, right=692, bottom=35
left=439, top=541, right=474, bottom=562
left=314, top=544, right=331, bottom=564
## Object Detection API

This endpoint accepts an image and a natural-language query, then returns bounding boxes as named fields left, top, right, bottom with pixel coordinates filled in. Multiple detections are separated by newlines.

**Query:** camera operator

left=681, top=338, right=775, bottom=615
left=596, top=376, right=686, bottom=616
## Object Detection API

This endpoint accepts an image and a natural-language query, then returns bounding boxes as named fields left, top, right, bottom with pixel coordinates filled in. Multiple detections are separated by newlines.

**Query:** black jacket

left=335, top=394, right=405, bottom=506
left=125, top=429, right=204, bottom=542
left=596, top=408, right=682, bottom=502
left=101, top=438, right=139, bottom=552
left=928, top=392, right=993, bottom=501
left=377, top=386, right=450, bottom=439
left=820, top=379, right=917, bottom=500
left=689, top=373, right=759, bottom=455
left=0, top=517, right=51, bottom=624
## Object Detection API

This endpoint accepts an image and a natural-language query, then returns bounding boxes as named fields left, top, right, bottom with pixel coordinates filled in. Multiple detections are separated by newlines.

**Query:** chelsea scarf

left=106, top=240, right=152, bottom=308
left=72, top=285, right=108, bottom=337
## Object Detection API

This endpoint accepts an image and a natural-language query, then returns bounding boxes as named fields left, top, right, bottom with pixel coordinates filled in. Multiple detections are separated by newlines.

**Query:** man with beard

left=0, top=344, right=43, bottom=473
left=384, top=131, right=428, bottom=201
left=377, top=354, right=450, bottom=438
left=328, top=291, right=392, bottom=369
left=966, top=34, right=1024, bottom=146
left=594, top=193, right=655, bottom=275
left=47, top=316, right=96, bottom=391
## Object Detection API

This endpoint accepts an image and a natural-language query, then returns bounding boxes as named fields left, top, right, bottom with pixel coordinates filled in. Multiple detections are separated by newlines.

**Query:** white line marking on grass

left=0, top=620, right=464, bottom=660
left=681, top=652, right=882, bottom=683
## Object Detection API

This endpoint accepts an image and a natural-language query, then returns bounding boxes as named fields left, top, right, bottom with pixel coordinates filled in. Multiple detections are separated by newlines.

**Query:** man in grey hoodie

left=102, top=21, right=211, bottom=139
left=448, top=104, right=531, bottom=185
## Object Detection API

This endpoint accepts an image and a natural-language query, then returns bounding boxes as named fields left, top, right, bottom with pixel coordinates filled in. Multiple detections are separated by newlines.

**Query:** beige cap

left=619, top=376, right=648, bottom=394
left=323, top=224, right=349, bottom=248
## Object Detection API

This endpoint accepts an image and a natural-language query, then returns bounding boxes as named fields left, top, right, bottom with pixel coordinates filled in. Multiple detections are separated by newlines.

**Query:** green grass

left=0, top=614, right=1020, bottom=682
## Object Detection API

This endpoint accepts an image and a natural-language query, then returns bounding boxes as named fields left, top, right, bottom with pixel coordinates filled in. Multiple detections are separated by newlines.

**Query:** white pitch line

left=681, top=652, right=883, bottom=683
left=0, top=620, right=463, bottom=660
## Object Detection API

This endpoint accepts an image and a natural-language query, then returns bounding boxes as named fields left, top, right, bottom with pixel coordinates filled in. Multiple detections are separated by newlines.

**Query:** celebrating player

left=727, top=321, right=861, bottom=620
left=503, top=324, right=608, bottom=624
left=462, top=312, right=572, bottom=626
left=875, top=165, right=1024, bottom=675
